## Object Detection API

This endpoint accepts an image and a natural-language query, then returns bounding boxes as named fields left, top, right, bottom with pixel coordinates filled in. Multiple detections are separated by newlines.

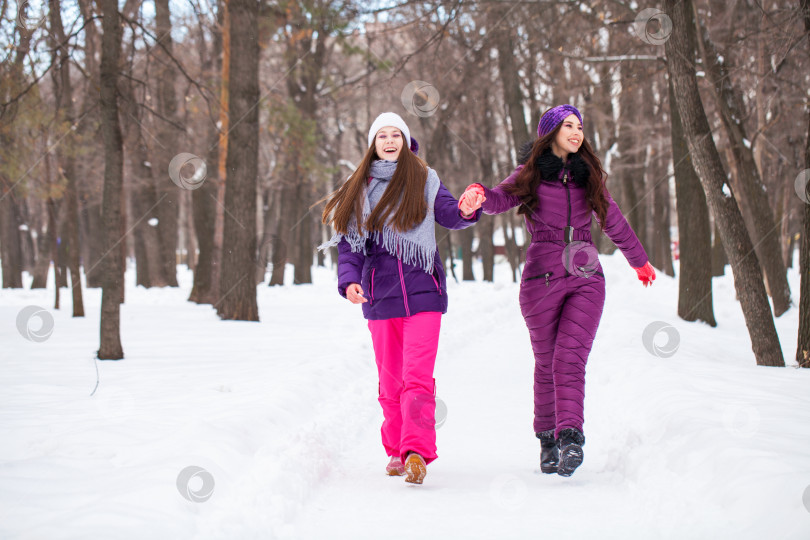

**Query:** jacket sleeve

left=479, top=165, right=524, bottom=215
left=337, top=237, right=365, bottom=297
left=597, top=188, right=649, bottom=269
left=434, top=181, right=482, bottom=230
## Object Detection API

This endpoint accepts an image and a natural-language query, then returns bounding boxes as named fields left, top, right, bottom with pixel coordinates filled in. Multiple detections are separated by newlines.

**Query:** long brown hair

left=505, top=124, right=610, bottom=228
left=321, top=138, right=429, bottom=234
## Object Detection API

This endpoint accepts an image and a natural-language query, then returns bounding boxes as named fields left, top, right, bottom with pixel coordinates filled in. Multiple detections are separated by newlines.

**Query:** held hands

left=458, top=184, right=486, bottom=217
left=346, top=283, right=367, bottom=304
left=634, top=262, right=656, bottom=287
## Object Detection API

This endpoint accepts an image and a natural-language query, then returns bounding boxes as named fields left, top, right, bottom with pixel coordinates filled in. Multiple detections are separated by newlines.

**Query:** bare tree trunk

left=711, top=221, right=727, bottom=276
left=48, top=0, right=84, bottom=315
left=211, top=0, right=230, bottom=302
left=796, top=0, right=810, bottom=367
left=493, top=6, right=530, bottom=151
left=19, top=203, right=36, bottom=276
left=256, top=188, right=273, bottom=284
left=479, top=215, right=494, bottom=282
left=216, top=0, right=258, bottom=321
left=0, top=183, right=24, bottom=288
left=665, top=0, right=783, bottom=366
left=118, top=63, right=166, bottom=288
left=183, top=191, right=196, bottom=271
left=189, top=162, right=219, bottom=302
left=694, top=10, right=791, bottom=316
left=32, top=147, right=58, bottom=292
left=129, top=143, right=165, bottom=287
left=444, top=233, right=457, bottom=284
left=652, top=149, right=675, bottom=277
left=292, top=180, right=313, bottom=285
left=614, top=63, right=646, bottom=251
left=780, top=177, right=792, bottom=268
left=269, top=184, right=289, bottom=286
left=82, top=203, right=105, bottom=287
left=460, top=227, right=474, bottom=280
left=48, top=197, right=61, bottom=309
left=668, top=76, right=715, bottom=326
left=152, top=0, right=180, bottom=287
left=97, top=0, right=125, bottom=359
left=0, top=4, right=31, bottom=289
left=477, top=104, right=496, bottom=283
left=76, top=0, right=104, bottom=290
left=189, top=0, right=223, bottom=304
left=63, top=155, right=85, bottom=314
left=799, top=115, right=810, bottom=367
left=30, top=193, right=51, bottom=289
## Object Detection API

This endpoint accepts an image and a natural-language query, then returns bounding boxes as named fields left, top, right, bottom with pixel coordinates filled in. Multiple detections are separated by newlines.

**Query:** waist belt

left=531, top=227, right=592, bottom=244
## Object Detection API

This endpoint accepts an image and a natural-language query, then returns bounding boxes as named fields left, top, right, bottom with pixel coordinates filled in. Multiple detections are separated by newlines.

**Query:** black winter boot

left=536, top=430, right=559, bottom=474
left=556, top=428, right=585, bottom=477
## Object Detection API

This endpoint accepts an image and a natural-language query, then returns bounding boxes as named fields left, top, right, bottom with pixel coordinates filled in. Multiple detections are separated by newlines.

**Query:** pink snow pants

left=367, top=311, right=441, bottom=465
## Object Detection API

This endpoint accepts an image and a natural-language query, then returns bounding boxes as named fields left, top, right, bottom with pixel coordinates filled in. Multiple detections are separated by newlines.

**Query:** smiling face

left=374, top=127, right=404, bottom=161
left=551, top=114, right=584, bottom=160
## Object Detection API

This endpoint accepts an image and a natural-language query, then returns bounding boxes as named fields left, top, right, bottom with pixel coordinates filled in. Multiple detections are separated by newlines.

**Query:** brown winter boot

left=404, top=453, right=427, bottom=484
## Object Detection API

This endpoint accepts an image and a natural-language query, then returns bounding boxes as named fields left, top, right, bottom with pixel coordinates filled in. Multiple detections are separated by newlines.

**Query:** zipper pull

left=545, top=273, right=550, bottom=287
left=563, top=172, right=568, bottom=185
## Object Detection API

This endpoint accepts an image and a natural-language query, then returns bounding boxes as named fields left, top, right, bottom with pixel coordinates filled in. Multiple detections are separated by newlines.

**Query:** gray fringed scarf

left=318, top=160, right=441, bottom=273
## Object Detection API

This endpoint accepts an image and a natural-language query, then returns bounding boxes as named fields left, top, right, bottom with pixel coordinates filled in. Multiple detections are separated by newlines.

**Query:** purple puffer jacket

left=337, top=181, right=481, bottom=320
left=478, top=164, right=648, bottom=278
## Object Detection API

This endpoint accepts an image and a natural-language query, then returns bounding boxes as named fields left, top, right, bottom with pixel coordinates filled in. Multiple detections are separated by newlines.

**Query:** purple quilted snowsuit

left=479, top=163, right=647, bottom=438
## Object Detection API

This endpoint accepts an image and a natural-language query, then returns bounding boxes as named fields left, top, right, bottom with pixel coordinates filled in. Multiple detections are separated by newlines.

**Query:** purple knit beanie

left=537, top=104, right=583, bottom=137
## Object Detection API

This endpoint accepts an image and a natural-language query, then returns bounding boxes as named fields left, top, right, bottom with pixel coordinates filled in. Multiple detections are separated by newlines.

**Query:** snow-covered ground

left=1, top=254, right=808, bottom=539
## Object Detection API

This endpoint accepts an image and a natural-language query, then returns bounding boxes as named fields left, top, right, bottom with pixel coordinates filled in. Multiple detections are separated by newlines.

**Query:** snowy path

left=1, top=256, right=809, bottom=539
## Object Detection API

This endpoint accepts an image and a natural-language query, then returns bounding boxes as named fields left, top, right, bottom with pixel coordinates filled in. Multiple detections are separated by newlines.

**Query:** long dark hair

left=321, top=138, right=429, bottom=234
left=505, top=124, right=610, bottom=228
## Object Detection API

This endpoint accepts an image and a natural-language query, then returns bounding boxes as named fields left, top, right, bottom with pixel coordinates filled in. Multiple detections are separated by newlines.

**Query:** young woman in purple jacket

left=319, top=112, right=484, bottom=484
left=461, top=105, right=656, bottom=477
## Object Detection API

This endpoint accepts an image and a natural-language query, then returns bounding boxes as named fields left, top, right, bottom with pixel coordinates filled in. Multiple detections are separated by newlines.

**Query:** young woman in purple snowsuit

left=461, top=105, right=656, bottom=477
left=319, top=112, right=484, bottom=485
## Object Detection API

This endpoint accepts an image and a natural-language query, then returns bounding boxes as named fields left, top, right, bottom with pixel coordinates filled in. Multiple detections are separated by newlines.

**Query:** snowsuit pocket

left=524, top=271, right=556, bottom=287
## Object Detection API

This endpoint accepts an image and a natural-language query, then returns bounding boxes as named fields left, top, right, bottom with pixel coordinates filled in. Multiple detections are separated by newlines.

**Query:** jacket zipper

left=525, top=271, right=554, bottom=287
left=398, top=260, right=411, bottom=316
left=370, top=268, right=375, bottom=304
left=563, top=171, right=572, bottom=275
left=431, top=274, right=442, bottom=295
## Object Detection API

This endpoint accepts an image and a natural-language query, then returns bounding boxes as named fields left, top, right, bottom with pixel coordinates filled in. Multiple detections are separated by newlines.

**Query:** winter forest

left=2, top=0, right=810, bottom=538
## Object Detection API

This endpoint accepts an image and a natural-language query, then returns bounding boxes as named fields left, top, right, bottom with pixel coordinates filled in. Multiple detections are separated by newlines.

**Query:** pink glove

left=458, top=184, right=486, bottom=217
left=634, top=262, right=656, bottom=287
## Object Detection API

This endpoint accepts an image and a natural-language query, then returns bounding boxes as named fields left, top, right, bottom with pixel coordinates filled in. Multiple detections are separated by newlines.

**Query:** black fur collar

left=518, top=142, right=589, bottom=187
